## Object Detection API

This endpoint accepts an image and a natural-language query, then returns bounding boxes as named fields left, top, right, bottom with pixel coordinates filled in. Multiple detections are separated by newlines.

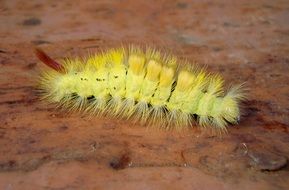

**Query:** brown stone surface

left=0, top=0, right=289, bottom=189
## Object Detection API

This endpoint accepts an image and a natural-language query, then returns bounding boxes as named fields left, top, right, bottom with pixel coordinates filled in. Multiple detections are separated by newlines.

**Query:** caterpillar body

left=35, top=46, right=246, bottom=131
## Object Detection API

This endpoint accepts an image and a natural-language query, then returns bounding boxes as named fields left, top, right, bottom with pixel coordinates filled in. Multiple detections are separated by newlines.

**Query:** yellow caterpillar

left=35, top=46, right=246, bottom=131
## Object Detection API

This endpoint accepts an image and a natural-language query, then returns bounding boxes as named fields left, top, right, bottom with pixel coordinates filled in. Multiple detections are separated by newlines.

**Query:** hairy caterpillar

left=35, top=46, right=246, bottom=131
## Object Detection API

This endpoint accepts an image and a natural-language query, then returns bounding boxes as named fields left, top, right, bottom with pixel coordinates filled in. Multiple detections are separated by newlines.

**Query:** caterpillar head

left=221, top=96, right=240, bottom=124
left=222, top=84, right=247, bottom=124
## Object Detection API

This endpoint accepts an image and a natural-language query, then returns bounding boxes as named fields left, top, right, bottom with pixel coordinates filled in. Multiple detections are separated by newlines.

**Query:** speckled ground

left=0, top=0, right=289, bottom=189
